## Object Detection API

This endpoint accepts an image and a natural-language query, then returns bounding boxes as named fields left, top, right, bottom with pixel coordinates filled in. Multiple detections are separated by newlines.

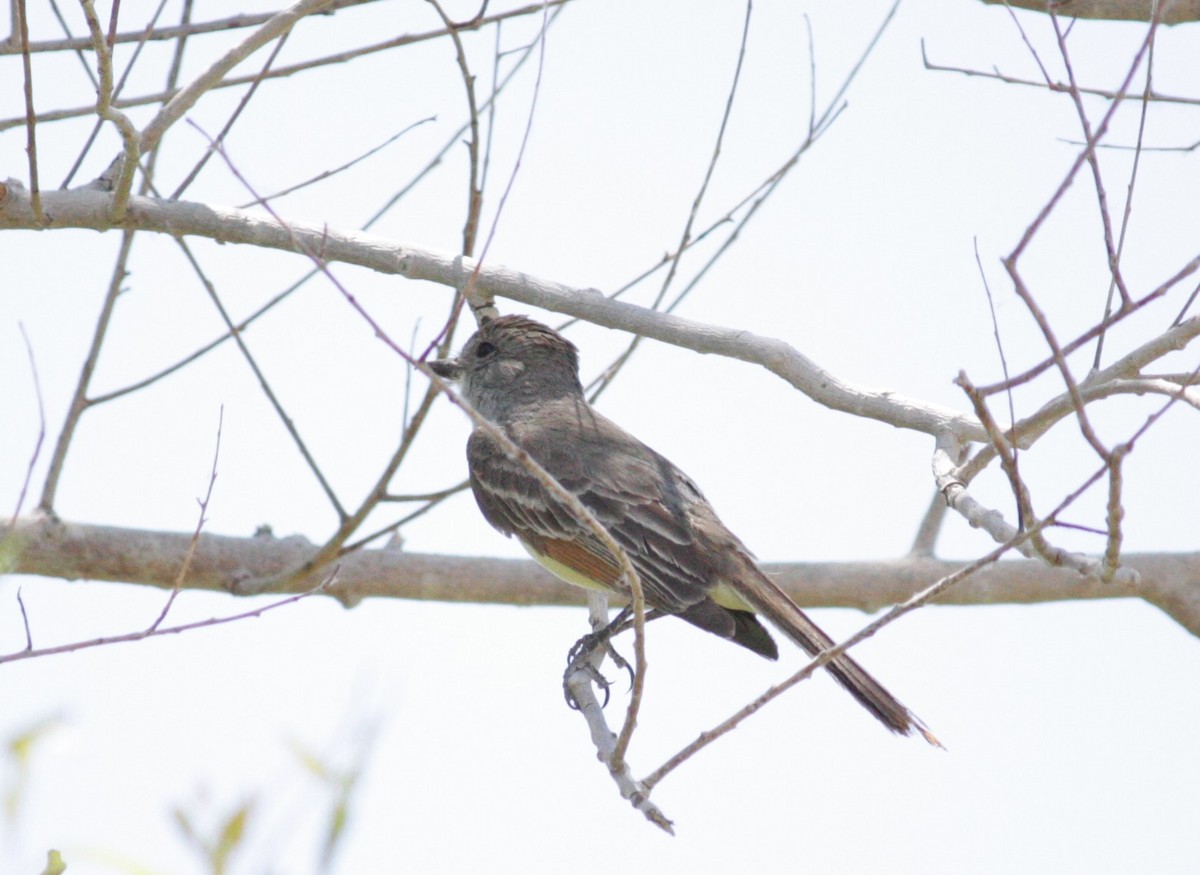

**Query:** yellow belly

left=520, top=539, right=754, bottom=612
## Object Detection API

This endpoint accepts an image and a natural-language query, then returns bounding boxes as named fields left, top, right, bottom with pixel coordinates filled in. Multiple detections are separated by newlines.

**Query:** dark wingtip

left=728, top=609, right=779, bottom=660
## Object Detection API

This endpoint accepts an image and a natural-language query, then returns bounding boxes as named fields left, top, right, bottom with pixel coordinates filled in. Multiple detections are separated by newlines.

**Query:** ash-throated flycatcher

left=430, top=314, right=935, bottom=743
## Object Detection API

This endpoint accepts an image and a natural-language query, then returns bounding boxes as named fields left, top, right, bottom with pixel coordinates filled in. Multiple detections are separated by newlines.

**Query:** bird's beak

left=428, top=357, right=463, bottom=381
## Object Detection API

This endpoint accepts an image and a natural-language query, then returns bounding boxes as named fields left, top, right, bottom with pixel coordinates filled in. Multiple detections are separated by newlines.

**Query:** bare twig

left=168, top=27, right=293, bottom=200
left=974, top=238, right=1019, bottom=521
left=565, top=591, right=673, bottom=834
left=1093, top=5, right=1160, bottom=366
left=907, top=490, right=949, bottom=559
left=461, top=0, right=552, bottom=320
left=37, top=230, right=135, bottom=512
left=921, top=42, right=1200, bottom=107
left=236, top=116, right=436, bottom=208
left=1048, top=10, right=1135, bottom=311
left=79, top=0, right=140, bottom=217
left=62, top=0, right=173, bottom=191
left=1103, top=445, right=1128, bottom=581
left=980, top=253, right=1200, bottom=396
left=427, top=0, right=483, bottom=259
left=139, top=0, right=336, bottom=156
left=0, top=2, right=573, bottom=134
left=15, top=0, right=42, bottom=221
left=960, top=315, right=1200, bottom=484
left=0, top=578, right=330, bottom=665
left=147, top=407, right=225, bottom=632
left=1006, top=27, right=1155, bottom=263
left=0, top=1, right=376, bottom=54
left=1001, top=266, right=1109, bottom=458
left=189, top=133, right=650, bottom=770
left=588, top=0, right=754, bottom=402
left=171, top=230, right=348, bottom=519
left=11, top=324, right=46, bottom=527
left=137, top=0, right=195, bottom=194
left=15, top=589, right=33, bottom=652
left=957, top=373, right=1045, bottom=554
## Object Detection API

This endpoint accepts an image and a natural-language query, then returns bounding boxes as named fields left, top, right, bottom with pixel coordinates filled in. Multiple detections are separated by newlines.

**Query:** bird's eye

left=475, top=341, right=497, bottom=358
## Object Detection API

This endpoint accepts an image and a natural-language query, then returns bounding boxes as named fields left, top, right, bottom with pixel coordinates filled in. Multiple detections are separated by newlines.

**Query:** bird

left=429, top=314, right=936, bottom=744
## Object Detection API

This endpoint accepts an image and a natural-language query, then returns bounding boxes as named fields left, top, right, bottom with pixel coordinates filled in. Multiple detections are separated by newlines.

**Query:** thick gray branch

left=6, top=517, right=1198, bottom=635
left=980, top=0, right=1200, bottom=24
left=0, top=181, right=985, bottom=442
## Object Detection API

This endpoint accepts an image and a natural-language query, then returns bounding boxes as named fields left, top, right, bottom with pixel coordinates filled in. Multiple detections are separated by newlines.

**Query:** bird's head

left=429, top=315, right=583, bottom=419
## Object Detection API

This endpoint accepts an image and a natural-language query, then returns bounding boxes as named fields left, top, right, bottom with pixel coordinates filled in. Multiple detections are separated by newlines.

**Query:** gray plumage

left=431, top=315, right=936, bottom=744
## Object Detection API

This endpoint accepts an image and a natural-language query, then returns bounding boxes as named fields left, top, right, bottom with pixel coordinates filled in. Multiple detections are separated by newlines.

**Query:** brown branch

left=978, top=0, right=1200, bottom=25
left=7, top=517, right=1199, bottom=634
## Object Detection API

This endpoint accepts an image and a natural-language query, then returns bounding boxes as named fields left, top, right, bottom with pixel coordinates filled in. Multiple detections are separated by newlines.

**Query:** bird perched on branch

left=431, top=314, right=937, bottom=745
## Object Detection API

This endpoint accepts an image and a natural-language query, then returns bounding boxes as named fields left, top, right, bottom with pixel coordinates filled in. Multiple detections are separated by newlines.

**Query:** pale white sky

left=2, top=1, right=1199, bottom=872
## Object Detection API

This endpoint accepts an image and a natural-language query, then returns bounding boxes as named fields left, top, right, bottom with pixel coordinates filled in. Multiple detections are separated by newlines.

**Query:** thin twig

left=974, top=239, right=1020, bottom=524
left=16, top=0, right=42, bottom=222
left=0, top=2, right=573, bottom=134
left=1, top=1, right=376, bottom=54
left=960, top=314, right=1200, bottom=484
left=427, top=0, right=483, bottom=259
left=980, top=252, right=1200, bottom=396
left=1093, top=4, right=1161, bottom=366
left=148, top=407, right=225, bottom=632
left=235, top=116, right=436, bottom=208
left=920, top=41, right=1200, bottom=107
left=169, top=27, right=293, bottom=200
left=63, top=0, right=172, bottom=191
left=38, top=230, right=136, bottom=512
left=11, top=324, right=46, bottom=527
left=565, top=594, right=673, bottom=834
left=1001, top=264, right=1110, bottom=459
left=462, top=0, right=552, bottom=318
left=1006, top=27, right=1155, bottom=263
left=172, top=231, right=348, bottom=519
left=589, top=0, right=754, bottom=403
left=135, top=0, right=194, bottom=195
left=79, top=0, right=140, bottom=217
left=0, top=578, right=331, bottom=665
left=139, top=0, right=336, bottom=156
left=957, top=372, right=1043, bottom=551
left=1103, top=445, right=1128, bottom=582
left=1048, top=10, right=1132, bottom=311
left=342, top=484, right=469, bottom=554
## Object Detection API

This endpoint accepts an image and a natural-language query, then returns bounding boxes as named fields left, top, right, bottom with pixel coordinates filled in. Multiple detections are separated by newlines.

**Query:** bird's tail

left=731, top=565, right=941, bottom=747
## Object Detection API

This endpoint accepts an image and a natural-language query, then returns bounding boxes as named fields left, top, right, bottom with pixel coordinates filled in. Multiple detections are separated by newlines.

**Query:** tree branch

left=979, top=0, right=1200, bottom=25
left=6, top=516, right=1198, bottom=635
left=0, top=181, right=985, bottom=442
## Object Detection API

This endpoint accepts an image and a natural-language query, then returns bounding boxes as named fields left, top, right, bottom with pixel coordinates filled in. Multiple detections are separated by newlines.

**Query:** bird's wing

left=466, top=415, right=722, bottom=615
